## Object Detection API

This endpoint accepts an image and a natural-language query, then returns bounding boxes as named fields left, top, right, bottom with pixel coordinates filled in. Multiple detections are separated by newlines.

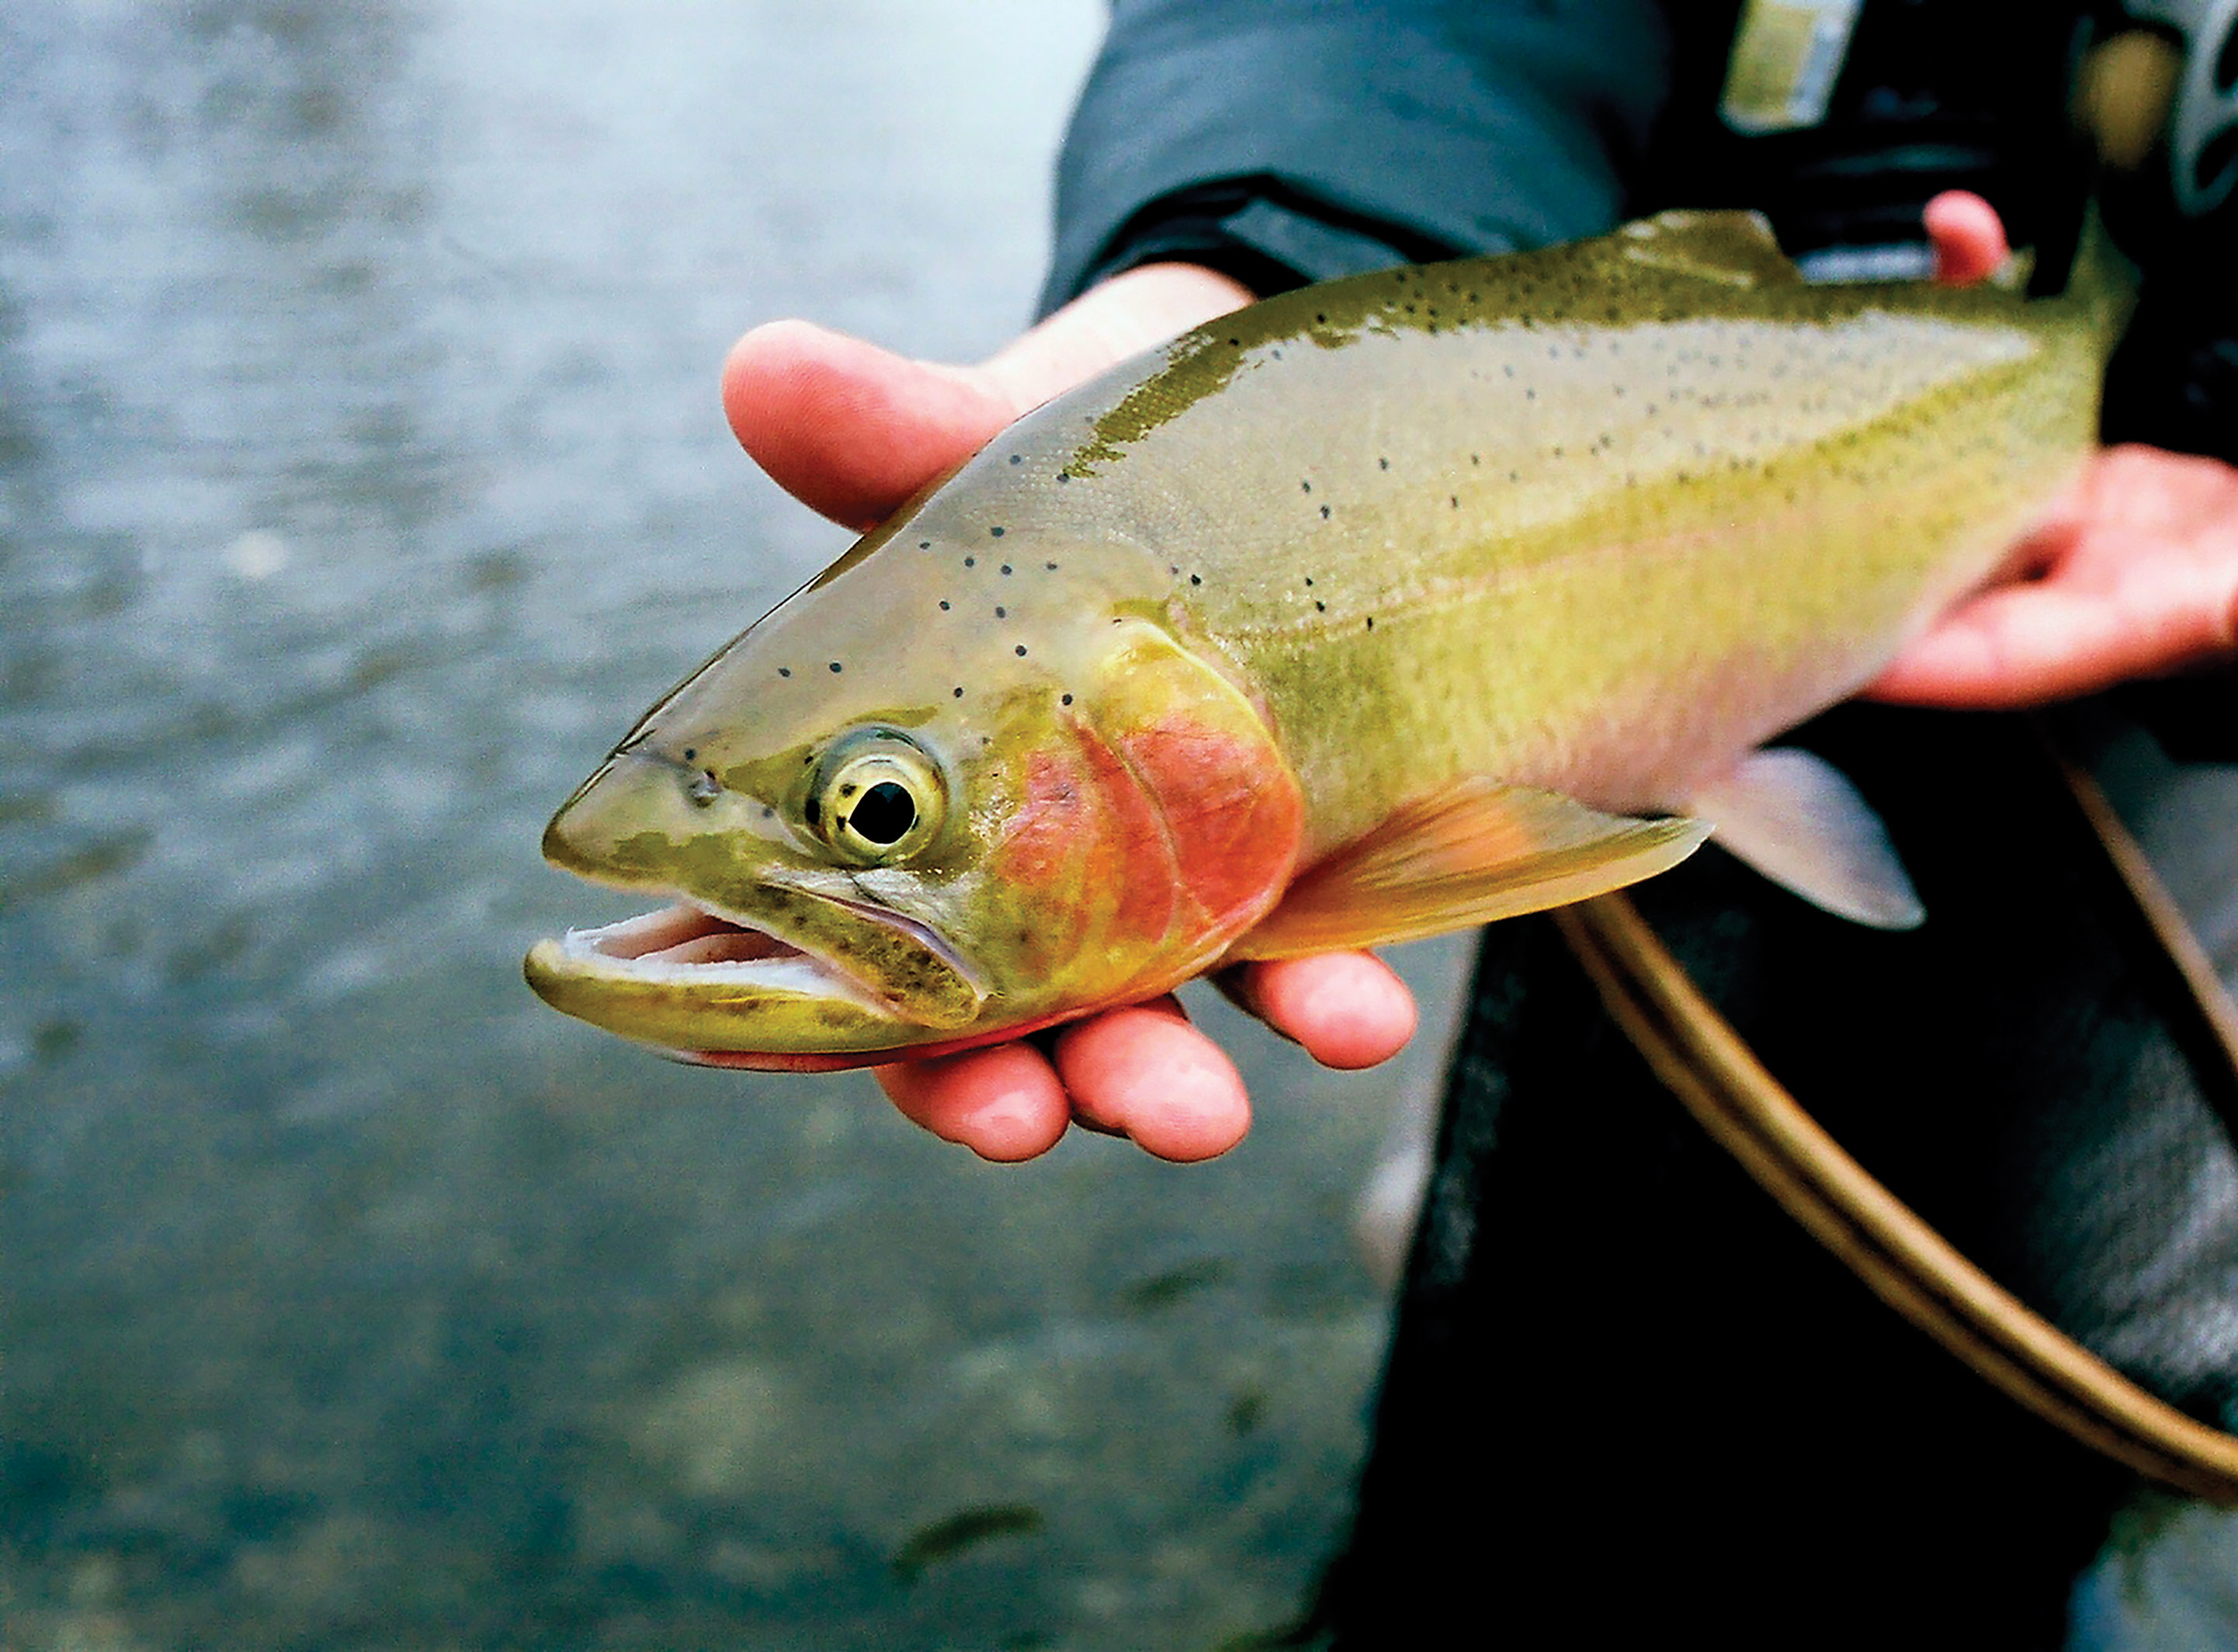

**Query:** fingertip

left=875, top=1045, right=1071, bottom=1162
left=1055, top=1004, right=1251, bottom=1163
left=1248, top=954, right=1417, bottom=1071
left=717, top=319, right=1011, bottom=529
left=1924, top=190, right=2010, bottom=287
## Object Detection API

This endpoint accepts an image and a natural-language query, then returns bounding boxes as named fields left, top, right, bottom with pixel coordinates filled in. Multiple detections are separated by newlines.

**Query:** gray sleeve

left=1039, top=0, right=1675, bottom=310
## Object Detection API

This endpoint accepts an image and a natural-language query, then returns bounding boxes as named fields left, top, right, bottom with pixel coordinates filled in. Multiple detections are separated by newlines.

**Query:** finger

left=721, top=320, right=1015, bottom=529
left=1924, top=190, right=2011, bottom=287
left=875, top=1043, right=1073, bottom=1162
left=721, top=264, right=1254, bottom=531
left=1053, top=999, right=1252, bottom=1162
left=1223, top=953, right=1418, bottom=1071
left=976, top=261, right=1254, bottom=411
left=1868, top=559, right=2238, bottom=708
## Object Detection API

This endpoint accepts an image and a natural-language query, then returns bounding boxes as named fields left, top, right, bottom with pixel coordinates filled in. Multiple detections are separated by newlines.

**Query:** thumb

left=721, top=321, right=1015, bottom=530
left=722, top=262, right=1256, bottom=530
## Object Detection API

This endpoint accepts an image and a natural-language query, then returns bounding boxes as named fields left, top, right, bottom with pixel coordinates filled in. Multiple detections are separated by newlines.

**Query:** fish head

left=525, top=529, right=1304, bottom=1067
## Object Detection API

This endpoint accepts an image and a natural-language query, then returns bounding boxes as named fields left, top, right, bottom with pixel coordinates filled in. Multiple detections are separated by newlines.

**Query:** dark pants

left=1327, top=704, right=2238, bottom=1648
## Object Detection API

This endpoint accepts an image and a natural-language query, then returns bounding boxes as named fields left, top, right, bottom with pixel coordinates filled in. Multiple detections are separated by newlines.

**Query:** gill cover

left=984, top=618, right=1306, bottom=1009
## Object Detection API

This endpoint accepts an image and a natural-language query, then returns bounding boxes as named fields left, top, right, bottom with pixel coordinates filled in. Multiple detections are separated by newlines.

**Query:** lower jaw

left=674, top=998, right=1165, bottom=1073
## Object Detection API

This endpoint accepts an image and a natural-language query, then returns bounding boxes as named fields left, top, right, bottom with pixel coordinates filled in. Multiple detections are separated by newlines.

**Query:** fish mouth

left=538, top=899, right=868, bottom=994
left=524, top=890, right=986, bottom=1066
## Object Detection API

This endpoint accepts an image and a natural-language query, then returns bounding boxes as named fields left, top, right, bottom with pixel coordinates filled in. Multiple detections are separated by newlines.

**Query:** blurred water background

left=11, top=4, right=2238, bottom=1648
left=0, top=2, right=1480, bottom=1645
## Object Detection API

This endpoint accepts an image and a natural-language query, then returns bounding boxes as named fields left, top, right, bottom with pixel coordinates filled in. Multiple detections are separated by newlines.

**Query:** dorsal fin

left=1615, top=210, right=1801, bottom=288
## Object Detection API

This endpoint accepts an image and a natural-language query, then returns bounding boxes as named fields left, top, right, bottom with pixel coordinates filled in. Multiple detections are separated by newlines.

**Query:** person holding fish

left=649, top=0, right=2238, bottom=1639
left=717, top=3, right=2238, bottom=1165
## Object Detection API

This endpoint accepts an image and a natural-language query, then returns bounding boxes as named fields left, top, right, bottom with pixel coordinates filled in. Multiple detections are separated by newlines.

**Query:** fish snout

left=541, top=749, right=700, bottom=880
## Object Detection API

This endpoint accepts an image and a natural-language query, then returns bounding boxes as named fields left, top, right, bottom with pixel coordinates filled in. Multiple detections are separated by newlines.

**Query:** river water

left=0, top=3, right=1482, bottom=1646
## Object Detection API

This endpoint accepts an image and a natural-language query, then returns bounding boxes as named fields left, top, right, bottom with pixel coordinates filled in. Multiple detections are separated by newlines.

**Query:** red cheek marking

left=1116, top=720, right=1302, bottom=934
left=991, top=750, right=1089, bottom=893
left=990, top=738, right=1178, bottom=963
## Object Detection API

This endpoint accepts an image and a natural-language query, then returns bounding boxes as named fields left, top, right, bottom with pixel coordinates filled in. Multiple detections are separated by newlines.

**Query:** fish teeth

left=560, top=899, right=848, bottom=991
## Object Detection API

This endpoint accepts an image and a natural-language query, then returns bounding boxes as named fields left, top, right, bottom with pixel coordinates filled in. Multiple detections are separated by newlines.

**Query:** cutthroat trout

left=526, top=211, right=2115, bottom=1068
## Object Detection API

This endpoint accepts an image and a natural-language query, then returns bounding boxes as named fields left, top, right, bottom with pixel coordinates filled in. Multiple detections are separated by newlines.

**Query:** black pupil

left=848, top=780, right=916, bottom=845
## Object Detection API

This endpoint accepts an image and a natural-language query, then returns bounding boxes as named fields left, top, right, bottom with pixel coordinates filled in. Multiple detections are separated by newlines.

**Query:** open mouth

left=573, top=901, right=804, bottom=970
left=526, top=881, right=991, bottom=1065
left=537, top=897, right=883, bottom=1006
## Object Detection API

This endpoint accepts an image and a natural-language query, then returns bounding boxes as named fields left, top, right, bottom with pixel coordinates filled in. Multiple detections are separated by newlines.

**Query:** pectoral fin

left=1227, top=779, right=1710, bottom=960
left=1686, top=747, right=1924, bottom=929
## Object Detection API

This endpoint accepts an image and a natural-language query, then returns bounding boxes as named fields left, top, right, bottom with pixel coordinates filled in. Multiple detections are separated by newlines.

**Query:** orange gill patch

left=1115, top=718, right=1302, bottom=938
left=989, top=731, right=1179, bottom=978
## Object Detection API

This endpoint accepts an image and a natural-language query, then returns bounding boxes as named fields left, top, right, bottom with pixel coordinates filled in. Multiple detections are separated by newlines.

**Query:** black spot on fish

left=1449, top=496, right=1459, bottom=508
left=1057, top=471, right=1070, bottom=484
left=1300, top=479, right=1312, bottom=493
left=918, top=540, right=932, bottom=550
left=995, top=606, right=1006, bottom=618
left=1044, top=561, right=1058, bottom=571
left=1365, top=616, right=1375, bottom=630
left=964, top=557, right=976, bottom=567
left=1008, top=454, right=1022, bottom=465
left=989, top=526, right=1004, bottom=538
left=1015, top=644, right=1027, bottom=656
left=939, top=600, right=951, bottom=611
left=1188, top=574, right=1202, bottom=585
left=1060, top=692, right=1073, bottom=706
left=778, top=667, right=792, bottom=678
left=1314, top=599, right=1326, bottom=613
left=682, top=748, right=696, bottom=760
left=1471, top=453, right=1481, bottom=464
left=1319, top=505, right=1331, bottom=519
left=762, top=805, right=775, bottom=819
left=1303, top=576, right=1314, bottom=586
left=1000, top=564, right=1011, bottom=575
left=953, top=686, right=964, bottom=698
left=1379, top=456, right=1390, bottom=470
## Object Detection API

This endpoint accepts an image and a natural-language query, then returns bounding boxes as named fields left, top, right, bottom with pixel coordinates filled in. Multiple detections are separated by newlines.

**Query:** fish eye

left=812, top=729, right=946, bottom=863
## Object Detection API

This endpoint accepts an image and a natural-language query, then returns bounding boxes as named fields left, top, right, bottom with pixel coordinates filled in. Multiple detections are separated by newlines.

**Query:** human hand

left=1869, top=193, right=2238, bottom=707
left=720, top=265, right=1418, bottom=1161
left=1868, top=446, right=2238, bottom=707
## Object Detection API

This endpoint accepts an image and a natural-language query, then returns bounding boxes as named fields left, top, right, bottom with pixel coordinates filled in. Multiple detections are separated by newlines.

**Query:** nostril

left=687, top=769, right=721, bottom=806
